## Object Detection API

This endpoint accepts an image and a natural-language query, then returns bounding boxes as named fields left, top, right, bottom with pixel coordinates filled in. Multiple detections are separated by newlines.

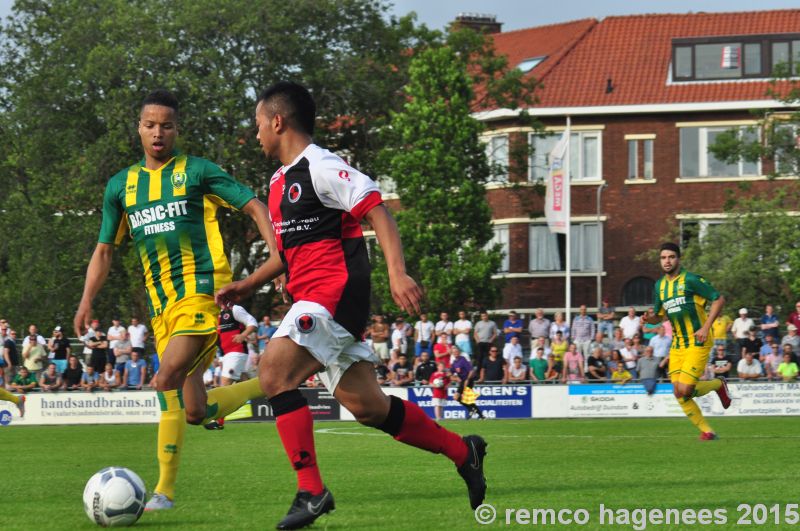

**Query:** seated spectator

left=414, top=351, right=436, bottom=385
left=700, top=361, right=715, bottom=381
left=763, top=343, right=782, bottom=381
left=561, top=343, right=585, bottom=383
left=544, top=354, right=560, bottom=382
left=478, top=346, right=507, bottom=384
left=428, top=362, right=451, bottom=421
left=81, top=365, right=101, bottom=392
left=507, top=356, right=530, bottom=383
left=391, top=318, right=408, bottom=355
left=390, top=353, right=414, bottom=387
left=9, top=366, right=37, bottom=393
left=589, top=331, right=607, bottom=356
left=433, top=333, right=451, bottom=369
left=777, top=353, right=799, bottom=382
left=586, top=347, right=607, bottom=381
left=529, top=347, right=548, bottom=383
left=62, top=355, right=84, bottom=391
left=606, top=350, right=623, bottom=375
left=386, top=348, right=400, bottom=372
left=737, top=352, right=763, bottom=381
left=781, top=325, right=800, bottom=357
left=374, top=361, right=390, bottom=385
left=782, top=343, right=798, bottom=365
left=611, top=364, right=632, bottom=384
left=531, top=336, right=552, bottom=360
left=637, top=346, right=660, bottom=395
left=113, top=330, right=133, bottom=374
left=620, top=338, right=639, bottom=379
left=711, top=344, right=733, bottom=378
left=39, top=363, right=62, bottom=392
left=740, top=327, right=763, bottom=361
left=99, top=363, right=121, bottom=391
left=502, top=336, right=523, bottom=367
left=123, top=350, right=147, bottom=390
left=550, top=331, right=568, bottom=370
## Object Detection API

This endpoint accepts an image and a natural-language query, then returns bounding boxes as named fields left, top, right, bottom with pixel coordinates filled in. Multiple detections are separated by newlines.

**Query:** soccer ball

left=83, top=467, right=146, bottom=527
left=432, top=377, right=444, bottom=388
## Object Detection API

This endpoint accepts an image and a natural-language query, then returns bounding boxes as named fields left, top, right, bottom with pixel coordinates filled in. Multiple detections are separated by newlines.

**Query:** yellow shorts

left=668, top=344, right=712, bottom=385
left=151, top=294, right=219, bottom=376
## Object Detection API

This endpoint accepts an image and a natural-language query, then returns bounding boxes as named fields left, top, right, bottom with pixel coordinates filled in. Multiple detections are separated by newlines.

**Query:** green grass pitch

left=1, top=417, right=797, bottom=530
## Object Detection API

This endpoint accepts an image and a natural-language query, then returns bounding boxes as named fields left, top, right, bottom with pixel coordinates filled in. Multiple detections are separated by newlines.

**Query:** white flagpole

left=565, top=116, right=572, bottom=326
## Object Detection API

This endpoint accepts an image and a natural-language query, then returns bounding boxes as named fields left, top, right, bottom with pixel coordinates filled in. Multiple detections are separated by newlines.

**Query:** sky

left=0, top=1, right=798, bottom=30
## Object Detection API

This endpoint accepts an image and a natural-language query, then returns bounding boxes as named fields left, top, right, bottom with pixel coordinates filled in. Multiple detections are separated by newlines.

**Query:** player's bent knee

left=185, top=410, right=204, bottom=425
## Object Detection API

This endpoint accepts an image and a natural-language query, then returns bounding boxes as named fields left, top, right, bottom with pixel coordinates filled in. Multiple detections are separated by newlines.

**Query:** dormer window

left=517, top=56, right=546, bottom=73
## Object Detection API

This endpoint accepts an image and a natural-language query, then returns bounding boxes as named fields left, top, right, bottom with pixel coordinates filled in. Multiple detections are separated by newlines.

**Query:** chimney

left=452, top=13, right=503, bottom=34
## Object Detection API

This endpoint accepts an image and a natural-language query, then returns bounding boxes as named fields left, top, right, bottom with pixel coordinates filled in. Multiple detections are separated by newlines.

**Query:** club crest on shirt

left=295, top=314, right=316, bottom=333
left=171, top=171, right=187, bottom=189
left=288, top=182, right=302, bottom=203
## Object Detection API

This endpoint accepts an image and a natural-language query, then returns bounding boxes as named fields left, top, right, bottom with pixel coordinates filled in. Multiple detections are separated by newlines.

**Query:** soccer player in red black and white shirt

left=216, top=81, right=487, bottom=529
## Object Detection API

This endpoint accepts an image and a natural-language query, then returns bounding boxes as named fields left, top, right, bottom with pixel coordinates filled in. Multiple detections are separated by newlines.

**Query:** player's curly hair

left=257, top=81, right=315, bottom=136
left=141, top=89, right=179, bottom=114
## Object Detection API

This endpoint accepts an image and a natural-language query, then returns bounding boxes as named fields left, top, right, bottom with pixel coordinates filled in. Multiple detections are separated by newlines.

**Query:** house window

left=517, top=56, right=546, bottom=73
left=485, top=135, right=508, bottom=182
left=774, top=123, right=800, bottom=174
left=529, top=131, right=602, bottom=182
left=672, top=34, right=800, bottom=81
left=528, top=222, right=601, bottom=272
left=490, top=225, right=510, bottom=272
left=680, top=219, right=726, bottom=247
left=679, top=126, right=759, bottom=178
left=627, top=138, right=654, bottom=179
left=622, top=277, right=654, bottom=306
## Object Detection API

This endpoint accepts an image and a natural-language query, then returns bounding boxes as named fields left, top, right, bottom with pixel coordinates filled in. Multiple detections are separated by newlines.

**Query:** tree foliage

left=0, top=0, right=425, bottom=330
left=371, top=29, right=538, bottom=315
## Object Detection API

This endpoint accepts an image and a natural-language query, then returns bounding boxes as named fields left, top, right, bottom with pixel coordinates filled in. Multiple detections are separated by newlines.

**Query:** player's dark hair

left=659, top=242, right=681, bottom=257
left=257, top=81, right=315, bottom=136
left=141, top=89, right=179, bottom=115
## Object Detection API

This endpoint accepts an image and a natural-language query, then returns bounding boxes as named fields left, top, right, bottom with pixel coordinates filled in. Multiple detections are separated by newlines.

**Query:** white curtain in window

left=530, top=225, right=561, bottom=271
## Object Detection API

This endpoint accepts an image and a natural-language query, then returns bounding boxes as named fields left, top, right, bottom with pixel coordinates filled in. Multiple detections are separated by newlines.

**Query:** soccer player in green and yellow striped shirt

left=73, top=89, right=275, bottom=510
left=641, top=242, right=731, bottom=440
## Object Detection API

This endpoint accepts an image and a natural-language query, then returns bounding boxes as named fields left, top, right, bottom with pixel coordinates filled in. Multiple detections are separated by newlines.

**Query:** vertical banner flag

left=545, top=131, right=569, bottom=234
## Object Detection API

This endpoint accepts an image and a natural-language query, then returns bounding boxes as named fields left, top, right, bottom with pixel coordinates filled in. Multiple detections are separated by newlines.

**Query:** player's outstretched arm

left=215, top=253, right=286, bottom=308
left=74, top=243, right=114, bottom=337
left=365, top=205, right=423, bottom=315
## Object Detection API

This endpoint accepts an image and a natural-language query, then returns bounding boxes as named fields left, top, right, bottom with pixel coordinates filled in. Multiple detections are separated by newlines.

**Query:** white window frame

left=528, top=130, right=603, bottom=182
left=680, top=125, right=761, bottom=178
left=489, top=224, right=510, bottom=272
left=484, top=134, right=509, bottom=183
left=528, top=222, right=602, bottom=273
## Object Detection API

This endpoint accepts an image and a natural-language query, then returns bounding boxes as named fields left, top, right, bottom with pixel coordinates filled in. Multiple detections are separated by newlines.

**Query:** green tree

left=0, top=0, right=425, bottom=330
left=371, top=29, right=538, bottom=315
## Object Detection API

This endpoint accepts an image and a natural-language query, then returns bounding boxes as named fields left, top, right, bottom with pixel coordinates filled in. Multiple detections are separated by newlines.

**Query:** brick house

left=452, top=10, right=800, bottom=316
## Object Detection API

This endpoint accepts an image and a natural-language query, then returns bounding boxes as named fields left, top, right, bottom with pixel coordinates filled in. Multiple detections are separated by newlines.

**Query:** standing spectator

left=413, top=313, right=435, bottom=357
left=760, top=305, right=780, bottom=344
left=649, top=326, right=671, bottom=378
left=478, top=346, right=506, bottom=384
left=529, top=348, right=548, bottom=382
left=433, top=333, right=451, bottom=369
left=473, top=312, right=497, bottom=371
left=369, top=315, right=389, bottom=363
left=502, top=311, right=523, bottom=343
left=391, top=318, right=408, bottom=355
left=453, top=311, right=473, bottom=357
left=777, top=352, right=799, bottom=381
left=389, top=353, right=414, bottom=387
left=113, top=330, right=133, bottom=375
left=586, top=347, right=607, bottom=381
left=81, top=365, right=101, bottom=392
left=711, top=345, right=733, bottom=378
left=22, top=333, right=47, bottom=380
left=61, top=355, right=83, bottom=391
left=507, top=357, right=530, bottom=383
left=449, top=346, right=473, bottom=386
left=619, top=307, right=641, bottom=340
left=87, top=328, right=109, bottom=374
left=434, top=312, right=454, bottom=344
left=740, top=328, right=763, bottom=361
left=531, top=336, right=552, bottom=360
left=637, top=347, right=660, bottom=395
left=731, top=308, right=754, bottom=359
left=561, top=343, right=585, bottom=383
left=781, top=324, right=800, bottom=356
left=710, top=313, right=733, bottom=352
left=609, top=327, right=625, bottom=350
left=127, top=317, right=149, bottom=358
left=21, top=324, right=46, bottom=348
left=414, top=351, right=436, bottom=385
left=100, top=362, right=121, bottom=391
left=3, top=329, right=19, bottom=386
left=48, top=326, right=71, bottom=374
left=571, top=305, right=595, bottom=358
left=786, top=301, right=800, bottom=332
left=597, top=298, right=615, bottom=338
left=123, top=350, right=147, bottom=390
left=39, top=363, right=62, bottom=392
left=527, top=309, right=551, bottom=348
left=256, top=315, right=278, bottom=355
left=9, top=366, right=37, bottom=393
left=550, top=331, right=568, bottom=372
left=549, top=312, right=569, bottom=342
left=80, top=319, right=102, bottom=364
left=737, top=352, right=763, bottom=380
left=428, top=362, right=450, bottom=421
left=501, top=336, right=522, bottom=367
left=107, top=318, right=126, bottom=353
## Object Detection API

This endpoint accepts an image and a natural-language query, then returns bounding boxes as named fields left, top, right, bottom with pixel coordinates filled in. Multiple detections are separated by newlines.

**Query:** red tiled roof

left=491, top=10, right=800, bottom=109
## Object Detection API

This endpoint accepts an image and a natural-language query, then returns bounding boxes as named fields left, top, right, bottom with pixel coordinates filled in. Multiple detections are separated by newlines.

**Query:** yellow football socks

left=0, top=388, right=20, bottom=405
left=154, top=389, right=186, bottom=500
left=678, top=396, right=713, bottom=434
left=203, top=378, right=263, bottom=424
left=693, top=379, right=721, bottom=397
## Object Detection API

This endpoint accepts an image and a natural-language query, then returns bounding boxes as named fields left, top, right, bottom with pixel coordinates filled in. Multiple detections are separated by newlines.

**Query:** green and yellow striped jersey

left=653, top=268, right=720, bottom=349
left=98, top=152, right=255, bottom=317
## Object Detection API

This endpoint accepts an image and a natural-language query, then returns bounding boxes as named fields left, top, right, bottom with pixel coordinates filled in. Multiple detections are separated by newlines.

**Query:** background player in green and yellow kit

left=73, top=90, right=274, bottom=510
left=641, top=242, right=732, bottom=440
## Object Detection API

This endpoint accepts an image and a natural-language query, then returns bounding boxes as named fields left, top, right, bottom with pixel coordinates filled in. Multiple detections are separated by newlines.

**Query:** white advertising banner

left=1, top=391, right=160, bottom=426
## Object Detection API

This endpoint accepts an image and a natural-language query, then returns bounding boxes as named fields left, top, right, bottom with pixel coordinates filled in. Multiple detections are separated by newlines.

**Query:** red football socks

left=394, top=400, right=469, bottom=467
left=276, top=405, right=324, bottom=495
